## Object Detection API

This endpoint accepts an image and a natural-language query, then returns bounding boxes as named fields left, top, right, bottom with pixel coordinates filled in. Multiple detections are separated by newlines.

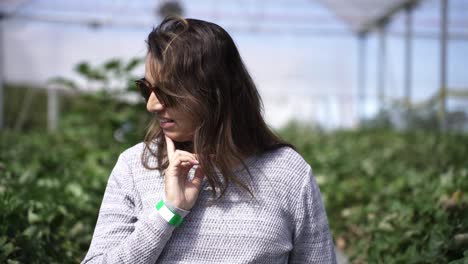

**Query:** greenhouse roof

left=316, top=0, right=421, bottom=34
left=0, top=0, right=421, bottom=32
left=1, top=0, right=466, bottom=38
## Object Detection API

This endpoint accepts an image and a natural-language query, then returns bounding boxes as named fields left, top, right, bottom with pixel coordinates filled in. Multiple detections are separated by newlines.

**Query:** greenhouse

left=0, top=0, right=467, bottom=263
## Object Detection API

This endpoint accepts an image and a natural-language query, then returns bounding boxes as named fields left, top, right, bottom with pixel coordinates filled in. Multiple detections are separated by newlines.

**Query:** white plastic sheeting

left=316, top=0, right=420, bottom=33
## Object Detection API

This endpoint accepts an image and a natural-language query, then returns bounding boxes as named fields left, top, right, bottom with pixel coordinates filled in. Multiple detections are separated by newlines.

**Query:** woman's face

left=145, top=57, right=197, bottom=143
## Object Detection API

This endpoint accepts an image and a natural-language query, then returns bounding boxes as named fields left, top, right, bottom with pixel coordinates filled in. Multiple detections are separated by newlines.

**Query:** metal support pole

left=439, top=0, right=448, bottom=131
left=377, top=23, right=387, bottom=112
left=0, top=16, right=4, bottom=130
left=357, top=33, right=367, bottom=121
left=404, top=6, right=413, bottom=109
left=47, top=87, right=59, bottom=132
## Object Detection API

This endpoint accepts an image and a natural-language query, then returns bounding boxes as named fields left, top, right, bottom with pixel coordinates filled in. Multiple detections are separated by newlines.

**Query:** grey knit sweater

left=82, top=142, right=337, bottom=263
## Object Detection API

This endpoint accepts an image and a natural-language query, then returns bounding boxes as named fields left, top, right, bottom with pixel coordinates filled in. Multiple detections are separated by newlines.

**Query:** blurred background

left=0, top=0, right=467, bottom=263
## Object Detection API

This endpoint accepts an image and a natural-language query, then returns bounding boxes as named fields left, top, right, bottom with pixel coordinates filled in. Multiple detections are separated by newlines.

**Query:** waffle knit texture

left=82, top=142, right=337, bottom=263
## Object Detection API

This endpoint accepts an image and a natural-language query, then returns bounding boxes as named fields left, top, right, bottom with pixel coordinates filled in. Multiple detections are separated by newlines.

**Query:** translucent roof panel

left=1, top=0, right=466, bottom=37
left=2, top=0, right=157, bottom=26
left=0, top=0, right=30, bottom=15
left=317, top=0, right=420, bottom=33
left=1, top=0, right=350, bottom=35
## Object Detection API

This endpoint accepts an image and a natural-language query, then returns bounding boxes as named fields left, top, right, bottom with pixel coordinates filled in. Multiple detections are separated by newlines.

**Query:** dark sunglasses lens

left=136, top=79, right=151, bottom=101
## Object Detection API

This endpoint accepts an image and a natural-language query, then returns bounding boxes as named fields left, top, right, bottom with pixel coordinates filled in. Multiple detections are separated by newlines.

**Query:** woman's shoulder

left=119, top=142, right=145, bottom=160
left=253, top=146, right=316, bottom=205
left=118, top=141, right=158, bottom=165
left=257, top=145, right=311, bottom=177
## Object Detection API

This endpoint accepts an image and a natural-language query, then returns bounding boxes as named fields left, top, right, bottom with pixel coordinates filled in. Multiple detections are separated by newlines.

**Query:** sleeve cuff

left=162, top=197, right=191, bottom=218
left=140, top=208, right=176, bottom=235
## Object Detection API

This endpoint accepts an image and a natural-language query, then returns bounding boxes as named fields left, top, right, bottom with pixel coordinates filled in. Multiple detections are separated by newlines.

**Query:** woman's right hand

left=164, top=135, right=205, bottom=211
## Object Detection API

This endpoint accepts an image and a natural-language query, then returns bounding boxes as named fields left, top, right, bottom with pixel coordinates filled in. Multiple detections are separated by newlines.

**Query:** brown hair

left=141, top=16, right=295, bottom=201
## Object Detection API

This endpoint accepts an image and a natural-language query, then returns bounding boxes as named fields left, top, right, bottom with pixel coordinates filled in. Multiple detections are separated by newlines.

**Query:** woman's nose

left=146, top=92, right=165, bottom=112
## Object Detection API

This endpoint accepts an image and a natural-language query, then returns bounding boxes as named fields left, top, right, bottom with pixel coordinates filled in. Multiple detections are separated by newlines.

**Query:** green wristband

left=155, top=200, right=183, bottom=227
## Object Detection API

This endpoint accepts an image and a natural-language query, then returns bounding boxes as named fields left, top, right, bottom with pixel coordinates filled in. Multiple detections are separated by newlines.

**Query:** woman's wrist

left=163, top=197, right=191, bottom=218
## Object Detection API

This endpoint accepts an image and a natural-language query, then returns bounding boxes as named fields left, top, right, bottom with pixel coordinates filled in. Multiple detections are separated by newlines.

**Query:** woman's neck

left=174, top=141, right=194, bottom=152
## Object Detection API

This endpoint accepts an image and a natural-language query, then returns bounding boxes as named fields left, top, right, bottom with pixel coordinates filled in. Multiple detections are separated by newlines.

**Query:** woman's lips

left=160, top=117, right=174, bottom=121
left=159, top=118, right=175, bottom=129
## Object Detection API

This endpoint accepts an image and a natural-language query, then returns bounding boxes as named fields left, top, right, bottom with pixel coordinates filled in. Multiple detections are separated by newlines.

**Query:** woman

left=83, top=17, right=336, bottom=263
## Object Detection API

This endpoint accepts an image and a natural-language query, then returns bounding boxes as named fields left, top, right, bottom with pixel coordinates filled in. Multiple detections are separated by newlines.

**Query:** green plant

left=1, top=55, right=467, bottom=261
left=279, top=121, right=468, bottom=263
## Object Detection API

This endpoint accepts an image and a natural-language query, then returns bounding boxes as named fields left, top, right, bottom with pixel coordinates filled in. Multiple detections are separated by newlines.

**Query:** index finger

left=165, top=135, right=175, bottom=160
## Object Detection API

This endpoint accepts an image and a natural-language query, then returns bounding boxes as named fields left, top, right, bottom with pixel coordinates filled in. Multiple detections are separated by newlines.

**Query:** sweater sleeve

left=82, top=153, right=187, bottom=263
left=288, top=166, right=337, bottom=264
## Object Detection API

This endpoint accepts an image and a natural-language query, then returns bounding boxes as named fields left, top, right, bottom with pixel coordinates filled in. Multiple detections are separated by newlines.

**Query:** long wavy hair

left=141, top=17, right=295, bottom=201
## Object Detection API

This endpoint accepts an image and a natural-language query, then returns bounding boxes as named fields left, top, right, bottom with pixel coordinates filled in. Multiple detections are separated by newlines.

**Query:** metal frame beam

left=317, top=0, right=423, bottom=35
left=358, top=0, right=420, bottom=34
left=0, top=15, right=4, bottom=130
left=439, top=0, right=448, bottom=131
left=404, top=5, right=413, bottom=108
left=377, top=23, right=388, bottom=110
left=357, top=33, right=367, bottom=120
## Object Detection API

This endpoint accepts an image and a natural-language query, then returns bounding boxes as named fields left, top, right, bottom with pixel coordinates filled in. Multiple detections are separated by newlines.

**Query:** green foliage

left=4, top=58, right=143, bottom=131
left=49, top=57, right=144, bottom=99
left=2, top=107, right=467, bottom=262
left=0, top=132, right=114, bottom=262
left=1, top=54, right=467, bottom=261
left=279, top=121, right=468, bottom=263
left=2, top=84, right=49, bottom=131
left=0, top=89, right=150, bottom=263
left=1, top=57, right=149, bottom=262
left=361, top=100, right=468, bottom=132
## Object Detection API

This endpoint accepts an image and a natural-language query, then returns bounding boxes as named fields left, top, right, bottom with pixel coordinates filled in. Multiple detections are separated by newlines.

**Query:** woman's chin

left=164, top=132, right=192, bottom=143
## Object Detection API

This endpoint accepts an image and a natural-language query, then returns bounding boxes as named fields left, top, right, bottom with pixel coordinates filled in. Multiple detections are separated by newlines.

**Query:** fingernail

left=191, top=160, right=199, bottom=164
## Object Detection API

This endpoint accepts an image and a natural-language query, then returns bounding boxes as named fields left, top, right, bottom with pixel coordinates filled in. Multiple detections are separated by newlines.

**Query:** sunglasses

left=135, top=77, right=154, bottom=102
left=135, top=78, right=176, bottom=107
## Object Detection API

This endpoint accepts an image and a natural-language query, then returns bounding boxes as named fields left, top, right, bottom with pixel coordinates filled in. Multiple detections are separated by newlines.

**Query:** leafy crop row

left=280, top=123, right=468, bottom=263
left=1, top=87, right=467, bottom=263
